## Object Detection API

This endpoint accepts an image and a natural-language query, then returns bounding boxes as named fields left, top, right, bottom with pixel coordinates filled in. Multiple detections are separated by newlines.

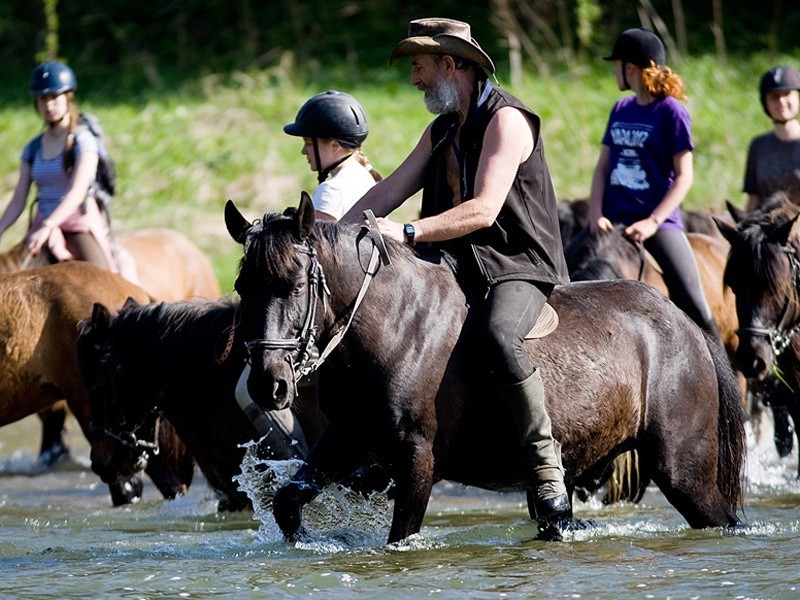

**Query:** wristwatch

left=403, top=223, right=416, bottom=246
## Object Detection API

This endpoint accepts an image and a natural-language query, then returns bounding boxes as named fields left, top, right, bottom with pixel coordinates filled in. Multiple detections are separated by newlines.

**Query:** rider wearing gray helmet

left=284, top=91, right=380, bottom=221
left=744, top=66, right=800, bottom=209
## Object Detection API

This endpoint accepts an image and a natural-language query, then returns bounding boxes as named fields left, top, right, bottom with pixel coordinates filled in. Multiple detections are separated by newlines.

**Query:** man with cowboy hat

left=343, top=17, right=571, bottom=531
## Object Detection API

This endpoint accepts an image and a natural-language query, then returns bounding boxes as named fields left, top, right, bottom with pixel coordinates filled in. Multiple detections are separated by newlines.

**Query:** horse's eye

left=292, top=282, right=306, bottom=296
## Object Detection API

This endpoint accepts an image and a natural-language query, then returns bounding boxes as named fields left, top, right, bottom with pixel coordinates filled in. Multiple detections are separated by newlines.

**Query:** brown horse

left=1, top=228, right=222, bottom=465
left=226, top=195, right=746, bottom=543
left=0, top=261, right=194, bottom=504
left=715, top=196, right=800, bottom=477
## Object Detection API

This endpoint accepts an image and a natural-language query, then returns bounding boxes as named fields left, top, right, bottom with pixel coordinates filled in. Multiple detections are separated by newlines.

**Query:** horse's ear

left=122, top=296, right=140, bottom=310
left=770, top=214, right=800, bottom=246
left=90, top=302, right=112, bottom=335
left=725, top=200, right=747, bottom=224
left=225, top=199, right=251, bottom=244
left=713, top=216, right=739, bottom=246
left=293, top=191, right=316, bottom=240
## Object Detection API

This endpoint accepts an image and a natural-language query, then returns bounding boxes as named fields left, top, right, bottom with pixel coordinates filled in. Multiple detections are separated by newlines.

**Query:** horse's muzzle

left=735, top=343, right=771, bottom=380
left=245, top=357, right=296, bottom=411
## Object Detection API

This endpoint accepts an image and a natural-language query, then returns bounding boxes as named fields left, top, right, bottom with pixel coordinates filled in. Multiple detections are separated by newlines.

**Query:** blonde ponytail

left=353, top=148, right=383, bottom=182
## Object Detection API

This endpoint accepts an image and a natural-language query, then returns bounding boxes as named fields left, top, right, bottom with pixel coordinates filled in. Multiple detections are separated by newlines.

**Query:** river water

left=1, top=413, right=799, bottom=599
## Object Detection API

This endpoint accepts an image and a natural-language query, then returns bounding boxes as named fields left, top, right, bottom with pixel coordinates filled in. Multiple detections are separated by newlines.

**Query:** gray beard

left=423, top=78, right=460, bottom=115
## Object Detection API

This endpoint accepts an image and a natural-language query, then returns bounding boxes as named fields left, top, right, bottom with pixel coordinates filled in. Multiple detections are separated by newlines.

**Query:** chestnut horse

left=715, top=196, right=800, bottom=478
left=76, top=297, right=331, bottom=511
left=225, top=195, right=745, bottom=544
left=2, top=227, right=221, bottom=466
left=0, top=261, right=194, bottom=504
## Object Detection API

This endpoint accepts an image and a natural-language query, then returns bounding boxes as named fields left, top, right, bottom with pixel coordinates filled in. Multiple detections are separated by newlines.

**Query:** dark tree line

left=0, top=0, right=797, bottom=93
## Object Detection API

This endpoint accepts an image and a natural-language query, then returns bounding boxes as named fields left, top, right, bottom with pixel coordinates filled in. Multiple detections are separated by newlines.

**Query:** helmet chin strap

left=314, top=137, right=354, bottom=184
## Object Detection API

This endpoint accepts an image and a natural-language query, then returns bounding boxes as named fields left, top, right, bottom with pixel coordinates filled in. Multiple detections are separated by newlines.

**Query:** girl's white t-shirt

left=312, top=160, right=376, bottom=220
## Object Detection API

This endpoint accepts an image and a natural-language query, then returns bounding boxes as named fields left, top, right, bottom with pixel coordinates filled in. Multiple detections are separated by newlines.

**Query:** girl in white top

left=284, top=91, right=380, bottom=221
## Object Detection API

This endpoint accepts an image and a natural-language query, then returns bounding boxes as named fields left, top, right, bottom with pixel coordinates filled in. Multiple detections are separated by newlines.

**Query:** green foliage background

left=0, top=1, right=798, bottom=291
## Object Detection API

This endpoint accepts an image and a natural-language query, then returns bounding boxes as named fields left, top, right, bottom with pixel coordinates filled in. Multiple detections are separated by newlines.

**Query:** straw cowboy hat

left=389, top=18, right=495, bottom=74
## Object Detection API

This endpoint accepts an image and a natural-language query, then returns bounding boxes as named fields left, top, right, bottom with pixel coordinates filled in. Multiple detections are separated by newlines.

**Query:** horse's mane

left=246, top=210, right=456, bottom=286
left=565, top=224, right=635, bottom=276
left=571, top=259, right=623, bottom=281
left=726, top=193, right=800, bottom=298
left=112, top=297, right=240, bottom=365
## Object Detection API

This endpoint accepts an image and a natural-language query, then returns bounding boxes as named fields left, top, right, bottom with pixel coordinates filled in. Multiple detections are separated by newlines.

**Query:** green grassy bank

left=0, top=54, right=788, bottom=292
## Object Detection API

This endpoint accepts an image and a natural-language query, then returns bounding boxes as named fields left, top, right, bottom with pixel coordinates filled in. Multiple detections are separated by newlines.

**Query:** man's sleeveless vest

left=421, top=82, right=568, bottom=289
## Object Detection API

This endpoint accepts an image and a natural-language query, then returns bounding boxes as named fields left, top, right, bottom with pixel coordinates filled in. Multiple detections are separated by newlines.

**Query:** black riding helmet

left=603, top=28, right=666, bottom=69
left=284, top=90, right=369, bottom=148
left=285, top=91, right=369, bottom=183
left=759, top=66, right=800, bottom=120
left=30, top=61, right=77, bottom=95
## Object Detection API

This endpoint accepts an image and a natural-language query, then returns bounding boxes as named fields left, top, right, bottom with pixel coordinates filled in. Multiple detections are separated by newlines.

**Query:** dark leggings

left=47, top=231, right=110, bottom=270
left=644, top=227, right=714, bottom=329
left=475, top=279, right=554, bottom=384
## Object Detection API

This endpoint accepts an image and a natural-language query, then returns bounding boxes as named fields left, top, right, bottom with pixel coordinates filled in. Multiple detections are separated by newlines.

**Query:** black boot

left=499, top=369, right=571, bottom=523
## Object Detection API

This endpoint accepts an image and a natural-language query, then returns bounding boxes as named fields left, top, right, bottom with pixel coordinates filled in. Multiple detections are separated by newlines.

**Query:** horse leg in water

left=643, top=336, right=744, bottom=528
left=273, top=422, right=374, bottom=541
left=786, top=402, right=800, bottom=479
left=37, top=403, right=71, bottom=468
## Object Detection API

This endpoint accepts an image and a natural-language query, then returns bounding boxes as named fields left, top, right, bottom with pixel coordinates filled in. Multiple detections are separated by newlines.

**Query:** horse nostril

left=273, top=378, right=288, bottom=400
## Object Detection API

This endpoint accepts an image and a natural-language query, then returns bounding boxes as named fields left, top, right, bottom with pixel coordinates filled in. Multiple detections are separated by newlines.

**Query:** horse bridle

left=243, top=240, right=329, bottom=381
left=737, top=244, right=800, bottom=359
left=243, top=211, right=390, bottom=383
left=94, top=349, right=161, bottom=456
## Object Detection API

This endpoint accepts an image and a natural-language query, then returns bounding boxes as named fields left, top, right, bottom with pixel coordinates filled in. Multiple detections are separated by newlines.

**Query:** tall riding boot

left=500, top=369, right=571, bottom=523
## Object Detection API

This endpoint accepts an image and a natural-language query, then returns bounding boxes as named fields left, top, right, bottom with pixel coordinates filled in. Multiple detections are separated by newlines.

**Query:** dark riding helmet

left=603, top=28, right=666, bottom=69
left=284, top=90, right=369, bottom=148
left=30, top=61, right=77, bottom=95
left=759, top=66, right=800, bottom=118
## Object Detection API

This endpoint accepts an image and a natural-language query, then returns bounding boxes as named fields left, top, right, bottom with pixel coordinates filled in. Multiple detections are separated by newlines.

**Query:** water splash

left=234, top=437, right=393, bottom=550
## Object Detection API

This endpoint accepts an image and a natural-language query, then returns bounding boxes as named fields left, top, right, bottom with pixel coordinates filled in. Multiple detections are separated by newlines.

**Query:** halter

left=243, top=210, right=390, bottom=382
left=94, top=350, right=160, bottom=455
left=737, top=244, right=800, bottom=359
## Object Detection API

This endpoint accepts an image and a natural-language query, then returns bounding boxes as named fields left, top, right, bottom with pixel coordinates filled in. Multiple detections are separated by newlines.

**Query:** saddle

left=525, top=302, right=559, bottom=339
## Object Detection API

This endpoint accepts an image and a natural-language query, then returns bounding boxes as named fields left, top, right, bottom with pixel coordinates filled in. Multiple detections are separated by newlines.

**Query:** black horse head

left=226, top=193, right=327, bottom=411
left=715, top=197, right=800, bottom=380
left=77, top=299, right=161, bottom=484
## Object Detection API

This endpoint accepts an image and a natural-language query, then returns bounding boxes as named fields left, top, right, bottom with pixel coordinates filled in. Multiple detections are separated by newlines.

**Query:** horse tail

left=705, top=334, right=747, bottom=516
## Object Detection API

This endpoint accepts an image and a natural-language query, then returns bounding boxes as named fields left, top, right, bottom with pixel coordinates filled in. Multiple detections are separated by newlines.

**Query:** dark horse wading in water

left=226, top=194, right=746, bottom=544
left=76, top=297, right=330, bottom=512
left=715, top=195, right=800, bottom=478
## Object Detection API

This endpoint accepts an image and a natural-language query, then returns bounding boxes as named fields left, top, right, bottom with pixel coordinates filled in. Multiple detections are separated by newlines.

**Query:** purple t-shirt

left=601, top=95, right=694, bottom=230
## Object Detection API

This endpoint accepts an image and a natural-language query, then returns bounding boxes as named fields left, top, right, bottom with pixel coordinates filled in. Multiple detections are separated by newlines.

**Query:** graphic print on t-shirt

left=609, top=121, right=652, bottom=191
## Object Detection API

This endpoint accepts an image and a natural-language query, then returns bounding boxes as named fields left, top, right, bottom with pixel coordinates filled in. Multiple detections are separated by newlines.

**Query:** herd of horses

left=2, top=191, right=800, bottom=544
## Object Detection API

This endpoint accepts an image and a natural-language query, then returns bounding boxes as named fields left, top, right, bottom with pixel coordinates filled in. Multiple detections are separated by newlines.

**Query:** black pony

left=77, top=298, right=329, bottom=511
left=716, top=196, right=800, bottom=477
left=227, top=193, right=746, bottom=543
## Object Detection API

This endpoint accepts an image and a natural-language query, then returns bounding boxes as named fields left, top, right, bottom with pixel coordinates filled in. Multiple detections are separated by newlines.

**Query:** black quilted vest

left=421, top=81, right=569, bottom=291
